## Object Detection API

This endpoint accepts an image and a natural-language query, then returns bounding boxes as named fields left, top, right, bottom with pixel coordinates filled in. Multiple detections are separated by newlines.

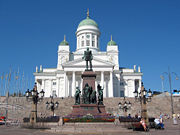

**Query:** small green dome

left=78, top=16, right=98, bottom=28
left=60, top=35, right=69, bottom=46
left=107, top=35, right=117, bottom=46
left=108, top=40, right=117, bottom=46
left=60, top=40, right=69, bottom=45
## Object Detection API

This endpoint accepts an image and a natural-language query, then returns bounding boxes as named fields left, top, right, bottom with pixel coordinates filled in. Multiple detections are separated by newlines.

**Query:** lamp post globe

left=143, top=88, right=147, bottom=96
left=128, top=101, right=131, bottom=108
left=46, top=96, right=59, bottom=116
left=25, top=89, right=30, bottom=97
left=148, top=89, right=152, bottom=97
left=39, top=89, right=45, bottom=98
left=55, top=101, right=59, bottom=108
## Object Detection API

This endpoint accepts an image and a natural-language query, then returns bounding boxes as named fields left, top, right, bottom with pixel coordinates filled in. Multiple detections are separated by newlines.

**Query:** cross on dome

left=64, top=35, right=66, bottom=41
left=87, top=8, right=90, bottom=18
left=60, top=35, right=69, bottom=46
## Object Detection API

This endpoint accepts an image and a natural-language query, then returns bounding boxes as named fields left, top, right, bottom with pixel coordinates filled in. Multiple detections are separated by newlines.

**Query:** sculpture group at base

left=74, top=83, right=103, bottom=105
left=75, top=87, right=81, bottom=105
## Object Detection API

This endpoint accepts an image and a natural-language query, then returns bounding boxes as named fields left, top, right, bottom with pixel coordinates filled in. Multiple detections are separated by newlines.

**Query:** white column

left=56, top=77, right=59, bottom=97
left=72, top=71, right=76, bottom=97
left=109, top=71, right=114, bottom=97
left=80, top=72, right=83, bottom=91
left=101, top=71, right=104, bottom=86
left=64, top=72, right=67, bottom=97
left=95, top=80, right=97, bottom=91
left=90, top=34, right=92, bottom=47
left=124, top=80, right=128, bottom=97
left=42, top=79, right=46, bottom=97
left=131, top=79, right=135, bottom=97
left=138, top=79, right=142, bottom=93
left=95, top=35, right=97, bottom=48
left=50, top=79, right=53, bottom=96
left=101, top=71, right=106, bottom=97
left=117, top=73, right=120, bottom=97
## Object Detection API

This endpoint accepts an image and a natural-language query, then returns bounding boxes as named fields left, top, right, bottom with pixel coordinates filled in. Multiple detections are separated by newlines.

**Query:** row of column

left=39, top=74, right=141, bottom=98
left=39, top=71, right=115, bottom=98
left=63, top=71, right=114, bottom=98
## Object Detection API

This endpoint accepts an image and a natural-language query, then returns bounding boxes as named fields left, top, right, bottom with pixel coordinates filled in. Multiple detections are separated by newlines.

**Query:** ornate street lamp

left=25, top=83, right=45, bottom=124
left=46, top=96, right=59, bottom=116
left=133, top=82, right=152, bottom=125
left=161, top=67, right=179, bottom=117
left=118, top=97, right=131, bottom=116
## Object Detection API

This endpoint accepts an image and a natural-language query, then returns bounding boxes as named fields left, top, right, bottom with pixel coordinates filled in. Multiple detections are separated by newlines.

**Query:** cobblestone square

left=0, top=119, right=179, bottom=135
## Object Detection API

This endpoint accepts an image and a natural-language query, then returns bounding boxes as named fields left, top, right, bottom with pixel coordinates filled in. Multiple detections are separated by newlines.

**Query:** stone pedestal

left=81, top=71, right=96, bottom=91
left=70, top=104, right=108, bottom=116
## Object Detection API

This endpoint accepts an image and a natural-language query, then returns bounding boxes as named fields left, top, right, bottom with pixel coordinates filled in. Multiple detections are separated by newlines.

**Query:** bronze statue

left=82, top=48, right=93, bottom=71
left=75, top=87, right=81, bottom=105
left=97, top=84, right=103, bottom=105
left=90, top=90, right=97, bottom=104
left=82, top=83, right=90, bottom=104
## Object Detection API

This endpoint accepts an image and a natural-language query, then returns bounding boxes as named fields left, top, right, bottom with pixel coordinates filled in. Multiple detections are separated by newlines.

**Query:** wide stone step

left=50, top=124, right=130, bottom=134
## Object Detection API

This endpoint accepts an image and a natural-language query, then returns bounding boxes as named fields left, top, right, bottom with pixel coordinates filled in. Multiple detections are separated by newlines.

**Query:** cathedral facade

left=34, top=11, right=142, bottom=98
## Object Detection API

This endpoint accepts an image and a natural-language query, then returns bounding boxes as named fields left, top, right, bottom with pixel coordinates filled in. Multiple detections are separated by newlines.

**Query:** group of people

left=139, top=116, right=164, bottom=131
left=154, top=116, right=164, bottom=129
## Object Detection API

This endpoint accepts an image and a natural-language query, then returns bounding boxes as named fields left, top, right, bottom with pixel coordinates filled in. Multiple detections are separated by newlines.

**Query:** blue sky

left=0, top=0, right=180, bottom=95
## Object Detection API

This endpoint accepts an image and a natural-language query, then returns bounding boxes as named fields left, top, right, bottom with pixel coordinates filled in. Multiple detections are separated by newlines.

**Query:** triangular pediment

left=62, top=57, right=114, bottom=68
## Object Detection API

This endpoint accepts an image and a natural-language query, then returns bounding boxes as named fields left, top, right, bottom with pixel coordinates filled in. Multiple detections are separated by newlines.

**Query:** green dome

left=78, top=17, right=98, bottom=28
left=60, top=40, right=69, bottom=45
left=107, top=36, right=117, bottom=46
left=60, top=35, right=69, bottom=46
left=108, top=40, right=117, bottom=46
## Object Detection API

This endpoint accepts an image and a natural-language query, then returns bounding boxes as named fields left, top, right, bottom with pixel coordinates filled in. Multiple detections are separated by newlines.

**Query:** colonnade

left=37, top=72, right=141, bottom=98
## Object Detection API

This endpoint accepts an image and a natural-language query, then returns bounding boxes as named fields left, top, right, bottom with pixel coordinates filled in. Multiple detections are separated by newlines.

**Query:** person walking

left=173, top=113, right=178, bottom=125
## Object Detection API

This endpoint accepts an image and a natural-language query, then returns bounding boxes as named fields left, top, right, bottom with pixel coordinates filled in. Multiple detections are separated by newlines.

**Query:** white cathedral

left=34, top=11, right=143, bottom=98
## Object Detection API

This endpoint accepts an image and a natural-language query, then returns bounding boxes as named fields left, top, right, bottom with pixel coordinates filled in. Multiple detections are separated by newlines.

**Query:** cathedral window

left=120, top=91, right=124, bottom=97
left=86, top=40, right=90, bottom=46
left=120, top=82, right=124, bottom=86
left=92, top=35, right=95, bottom=39
left=52, top=90, right=57, bottom=97
left=86, top=34, right=90, bottom=39
left=92, top=34, right=95, bottom=47
left=53, top=82, right=56, bottom=85
left=92, top=41, right=95, bottom=47
left=82, top=41, right=84, bottom=47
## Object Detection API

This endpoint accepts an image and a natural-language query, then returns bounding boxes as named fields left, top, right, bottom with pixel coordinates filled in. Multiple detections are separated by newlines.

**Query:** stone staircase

left=50, top=123, right=130, bottom=134
left=0, top=95, right=179, bottom=122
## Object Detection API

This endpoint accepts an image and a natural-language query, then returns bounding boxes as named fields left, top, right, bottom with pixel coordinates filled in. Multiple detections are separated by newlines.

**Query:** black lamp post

left=25, top=83, right=45, bottom=124
left=133, top=82, right=152, bottom=125
left=118, top=97, right=131, bottom=116
left=46, top=96, right=59, bottom=116
left=161, top=67, right=179, bottom=117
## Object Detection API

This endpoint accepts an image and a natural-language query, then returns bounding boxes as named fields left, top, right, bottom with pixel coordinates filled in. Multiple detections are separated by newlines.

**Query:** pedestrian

left=154, top=116, right=164, bottom=129
left=140, top=118, right=148, bottom=131
left=177, top=113, right=180, bottom=119
left=173, top=113, right=178, bottom=125
left=128, top=114, right=131, bottom=118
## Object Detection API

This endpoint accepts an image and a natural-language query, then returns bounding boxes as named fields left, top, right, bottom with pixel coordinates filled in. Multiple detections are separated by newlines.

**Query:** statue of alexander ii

left=82, top=48, right=93, bottom=71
